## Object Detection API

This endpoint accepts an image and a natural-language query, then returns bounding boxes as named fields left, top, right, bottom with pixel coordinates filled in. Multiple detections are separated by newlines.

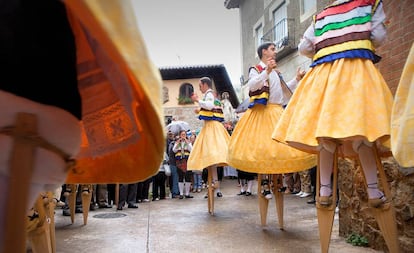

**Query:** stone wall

left=164, top=106, right=203, bottom=132
left=338, top=158, right=414, bottom=252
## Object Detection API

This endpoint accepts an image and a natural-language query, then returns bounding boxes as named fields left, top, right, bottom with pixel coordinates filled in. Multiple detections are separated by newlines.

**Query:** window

left=300, top=0, right=316, bottom=22
left=255, top=24, right=263, bottom=47
left=272, top=3, right=287, bottom=48
left=178, top=82, right=194, bottom=105
left=165, top=116, right=173, bottom=126
left=162, top=86, right=169, bottom=104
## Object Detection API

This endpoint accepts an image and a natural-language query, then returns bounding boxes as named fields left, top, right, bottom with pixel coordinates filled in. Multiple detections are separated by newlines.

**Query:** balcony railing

left=261, top=18, right=295, bottom=50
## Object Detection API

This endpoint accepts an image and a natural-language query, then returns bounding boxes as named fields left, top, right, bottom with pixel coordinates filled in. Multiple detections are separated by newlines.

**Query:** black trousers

left=152, top=172, right=166, bottom=199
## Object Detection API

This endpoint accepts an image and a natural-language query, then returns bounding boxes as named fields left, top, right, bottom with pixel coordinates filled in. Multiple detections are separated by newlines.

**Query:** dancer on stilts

left=273, top=1, right=400, bottom=252
left=227, top=42, right=316, bottom=229
left=187, top=77, right=230, bottom=215
left=391, top=42, right=414, bottom=168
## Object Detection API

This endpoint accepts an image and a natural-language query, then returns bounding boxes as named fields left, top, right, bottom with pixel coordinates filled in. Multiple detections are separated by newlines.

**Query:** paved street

left=51, top=178, right=381, bottom=253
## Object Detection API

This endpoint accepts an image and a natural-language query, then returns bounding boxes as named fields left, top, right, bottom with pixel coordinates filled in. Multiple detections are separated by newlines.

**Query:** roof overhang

left=224, top=0, right=240, bottom=9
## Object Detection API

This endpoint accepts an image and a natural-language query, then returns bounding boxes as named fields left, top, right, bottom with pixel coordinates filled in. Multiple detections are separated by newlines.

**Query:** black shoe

left=245, top=192, right=252, bottom=196
left=117, top=206, right=123, bottom=210
left=307, top=199, right=316, bottom=204
left=217, top=192, right=223, bottom=197
left=278, top=186, right=287, bottom=192
left=89, top=203, right=97, bottom=211
left=237, top=191, right=246, bottom=196
left=185, top=195, right=193, bottom=199
left=179, top=195, right=184, bottom=199
left=128, top=203, right=139, bottom=208
left=204, top=194, right=208, bottom=199
left=75, top=206, right=83, bottom=213
left=99, top=203, right=112, bottom=209
left=62, top=208, right=71, bottom=216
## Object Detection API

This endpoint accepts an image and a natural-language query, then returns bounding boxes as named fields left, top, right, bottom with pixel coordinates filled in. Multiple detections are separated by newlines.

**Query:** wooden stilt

left=28, top=221, right=52, bottom=253
left=369, top=146, right=400, bottom=253
left=273, top=174, right=284, bottom=230
left=46, top=192, right=57, bottom=253
left=81, top=184, right=93, bottom=225
left=316, top=150, right=338, bottom=253
left=3, top=113, right=37, bottom=253
left=257, top=175, right=269, bottom=226
left=66, top=184, right=77, bottom=224
left=27, top=194, right=52, bottom=253
left=207, top=167, right=215, bottom=215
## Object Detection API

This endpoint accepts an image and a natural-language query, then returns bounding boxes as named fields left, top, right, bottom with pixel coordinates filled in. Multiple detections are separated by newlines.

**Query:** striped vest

left=198, top=91, right=224, bottom=122
left=248, top=65, right=269, bottom=109
left=311, top=0, right=381, bottom=67
left=174, top=143, right=191, bottom=160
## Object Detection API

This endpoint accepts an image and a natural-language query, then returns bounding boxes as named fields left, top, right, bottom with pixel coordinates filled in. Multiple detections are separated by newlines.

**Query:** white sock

left=247, top=180, right=253, bottom=193
left=184, top=182, right=191, bottom=196
left=178, top=182, right=184, bottom=196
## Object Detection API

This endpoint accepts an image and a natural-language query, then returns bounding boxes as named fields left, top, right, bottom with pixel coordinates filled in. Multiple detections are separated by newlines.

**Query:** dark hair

left=257, top=42, right=276, bottom=59
left=199, top=77, right=212, bottom=88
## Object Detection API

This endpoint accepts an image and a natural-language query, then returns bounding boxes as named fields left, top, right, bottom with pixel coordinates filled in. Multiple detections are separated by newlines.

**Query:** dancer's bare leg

left=353, top=141, right=386, bottom=206
left=318, top=139, right=336, bottom=205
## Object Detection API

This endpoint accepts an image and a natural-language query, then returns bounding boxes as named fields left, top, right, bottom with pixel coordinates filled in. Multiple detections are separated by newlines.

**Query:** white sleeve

left=298, top=25, right=315, bottom=58
left=247, top=68, right=269, bottom=92
left=198, top=91, right=215, bottom=110
left=286, top=78, right=299, bottom=93
left=172, top=142, right=180, bottom=153
left=371, top=2, right=387, bottom=48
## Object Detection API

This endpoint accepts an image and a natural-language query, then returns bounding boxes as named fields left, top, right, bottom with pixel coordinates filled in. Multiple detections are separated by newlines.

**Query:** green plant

left=177, top=96, right=194, bottom=105
left=346, top=233, right=369, bottom=247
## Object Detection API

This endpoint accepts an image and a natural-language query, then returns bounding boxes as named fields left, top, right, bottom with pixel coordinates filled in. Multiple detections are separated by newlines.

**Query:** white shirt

left=247, top=62, right=298, bottom=105
left=198, top=88, right=216, bottom=110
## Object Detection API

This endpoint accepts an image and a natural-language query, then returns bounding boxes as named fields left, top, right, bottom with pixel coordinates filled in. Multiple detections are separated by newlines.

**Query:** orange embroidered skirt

left=64, top=0, right=165, bottom=183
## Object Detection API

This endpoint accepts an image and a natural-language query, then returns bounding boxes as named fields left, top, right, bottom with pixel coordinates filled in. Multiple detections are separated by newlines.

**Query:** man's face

left=168, top=133, right=174, bottom=140
left=263, top=44, right=276, bottom=60
left=199, top=82, right=208, bottom=93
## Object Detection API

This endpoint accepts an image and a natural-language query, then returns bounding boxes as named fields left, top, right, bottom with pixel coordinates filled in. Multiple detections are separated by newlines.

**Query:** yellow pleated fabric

left=391, top=43, right=414, bottom=167
left=64, top=0, right=165, bottom=183
left=273, top=58, right=393, bottom=158
left=228, top=104, right=316, bottom=174
left=187, top=120, right=230, bottom=171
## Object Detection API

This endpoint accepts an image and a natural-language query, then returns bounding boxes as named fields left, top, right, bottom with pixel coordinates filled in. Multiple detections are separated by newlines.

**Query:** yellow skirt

left=228, top=104, right=316, bottom=174
left=273, top=58, right=393, bottom=158
left=391, top=43, right=414, bottom=167
left=187, top=120, right=230, bottom=171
